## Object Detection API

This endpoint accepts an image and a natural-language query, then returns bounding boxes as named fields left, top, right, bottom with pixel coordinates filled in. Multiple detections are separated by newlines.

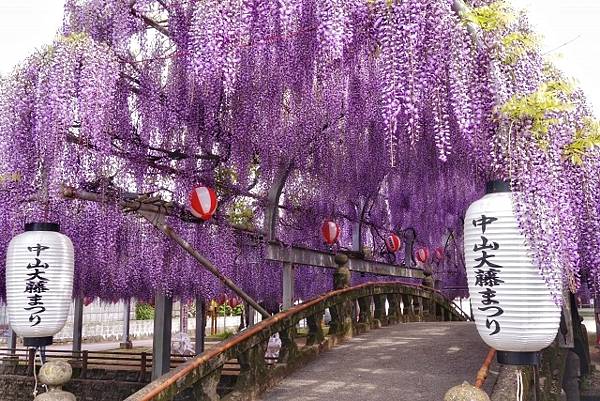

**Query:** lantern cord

left=38, top=349, right=48, bottom=393
left=32, top=347, right=39, bottom=398
left=516, top=369, right=524, bottom=401
left=31, top=346, right=48, bottom=398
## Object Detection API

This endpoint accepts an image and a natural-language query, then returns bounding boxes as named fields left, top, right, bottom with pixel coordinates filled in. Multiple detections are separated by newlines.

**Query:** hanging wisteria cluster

left=0, top=0, right=598, bottom=305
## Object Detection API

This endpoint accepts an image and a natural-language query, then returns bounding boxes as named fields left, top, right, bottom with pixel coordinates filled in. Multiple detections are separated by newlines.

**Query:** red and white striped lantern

left=385, top=233, right=402, bottom=253
left=434, top=247, right=445, bottom=262
left=190, top=185, right=218, bottom=221
left=415, top=247, right=430, bottom=264
left=321, top=220, right=340, bottom=245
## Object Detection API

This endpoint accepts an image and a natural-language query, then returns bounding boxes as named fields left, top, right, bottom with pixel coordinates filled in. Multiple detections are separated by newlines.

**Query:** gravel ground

left=260, top=322, right=497, bottom=401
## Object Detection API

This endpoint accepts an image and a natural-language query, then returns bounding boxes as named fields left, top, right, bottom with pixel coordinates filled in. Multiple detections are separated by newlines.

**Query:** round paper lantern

left=415, top=247, right=430, bottom=264
left=321, top=220, right=340, bottom=245
left=229, top=297, right=240, bottom=309
left=189, top=185, right=218, bottom=220
left=434, top=247, right=445, bottom=262
left=6, top=223, right=74, bottom=347
left=385, top=234, right=402, bottom=253
left=464, top=181, right=561, bottom=365
left=217, top=293, right=228, bottom=305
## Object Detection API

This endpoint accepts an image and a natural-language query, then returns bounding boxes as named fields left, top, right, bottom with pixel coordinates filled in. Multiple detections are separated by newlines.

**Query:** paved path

left=260, top=322, right=497, bottom=401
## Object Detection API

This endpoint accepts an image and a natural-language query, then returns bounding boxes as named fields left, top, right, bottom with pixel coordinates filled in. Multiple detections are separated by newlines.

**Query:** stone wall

left=0, top=374, right=146, bottom=401
left=0, top=371, right=211, bottom=401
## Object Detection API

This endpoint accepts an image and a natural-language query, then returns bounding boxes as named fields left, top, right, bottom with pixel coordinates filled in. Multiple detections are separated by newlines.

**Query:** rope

left=39, top=348, right=48, bottom=394
left=32, top=347, right=39, bottom=398
left=516, top=369, right=524, bottom=401
left=31, top=347, right=48, bottom=399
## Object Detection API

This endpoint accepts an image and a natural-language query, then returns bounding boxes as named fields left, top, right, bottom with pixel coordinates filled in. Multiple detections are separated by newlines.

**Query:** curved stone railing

left=125, top=282, right=469, bottom=401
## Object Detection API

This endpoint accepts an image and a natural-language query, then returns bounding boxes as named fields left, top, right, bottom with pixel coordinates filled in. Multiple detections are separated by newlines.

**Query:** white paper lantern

left=464, top=181, right=560, bottom=365
left=6, top=223, right=74, bottom=346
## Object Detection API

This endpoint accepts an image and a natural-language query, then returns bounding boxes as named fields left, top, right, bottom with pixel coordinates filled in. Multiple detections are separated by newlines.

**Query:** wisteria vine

left=0, top=0, right=598, bottom=306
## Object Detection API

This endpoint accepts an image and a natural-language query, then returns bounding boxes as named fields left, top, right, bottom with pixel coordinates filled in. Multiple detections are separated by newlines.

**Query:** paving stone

left=260, top=322, right=497, bottom=401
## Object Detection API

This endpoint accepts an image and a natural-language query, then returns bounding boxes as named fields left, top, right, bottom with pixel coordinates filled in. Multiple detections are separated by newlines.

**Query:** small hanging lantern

left=217, top=293, right=229, bottom=306
left=189, top=185, right=218, bottom=220
left=321, top=220, right=340, bottom=245
left=415, top=247, right=430, bottom=264
left=464, top=181, right=560, bottom=365
left=385, top=233, right=402, bottom=253
left=229, top=297, right=240, bottom=309
left=5, top=223, right=74, bottom=347
left=434, top=247, right=445, bottom=263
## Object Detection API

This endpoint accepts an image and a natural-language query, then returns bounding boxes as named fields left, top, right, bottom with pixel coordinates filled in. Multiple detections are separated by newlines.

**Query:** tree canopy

left=0, top=0, right=598, bottom=304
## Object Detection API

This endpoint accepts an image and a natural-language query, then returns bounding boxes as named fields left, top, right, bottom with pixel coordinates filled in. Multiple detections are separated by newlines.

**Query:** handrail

left=475, top=348, right=496, bottom=388
left=449, top=300, right=472, bottom=321
left=126, top=281, right=465, bottom=401
left=0, top=348, right=189, bottom=358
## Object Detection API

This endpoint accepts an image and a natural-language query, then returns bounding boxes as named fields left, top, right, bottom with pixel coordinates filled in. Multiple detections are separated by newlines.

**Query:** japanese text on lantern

left=472, top=215, right=504, bottom=335
left=24, top=243, right=50, bottom=327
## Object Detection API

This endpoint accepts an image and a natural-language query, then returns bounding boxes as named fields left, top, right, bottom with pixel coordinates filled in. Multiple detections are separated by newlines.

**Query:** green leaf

left=461, top=1, right=514, bottom=32
left=564, top=118, right=600, bottom=165
left=501, top=32, right=538, bottom=65
left=228, top=199, right=255, bottom=229
left=500, top=81, right=574, bottom=147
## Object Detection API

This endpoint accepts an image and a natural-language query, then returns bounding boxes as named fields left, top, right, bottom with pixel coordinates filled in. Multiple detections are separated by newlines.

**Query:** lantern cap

left=497, top=351, right=539, bottom=366
left=485, top=180, right=511, bottom=194
left=23, top=336, right=53, bottom=347
left=25, top=222, right=60, bottom=232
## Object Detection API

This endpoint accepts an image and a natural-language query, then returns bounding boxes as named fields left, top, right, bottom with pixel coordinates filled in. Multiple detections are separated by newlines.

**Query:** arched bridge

left=124, top=282, right=483, bottom=401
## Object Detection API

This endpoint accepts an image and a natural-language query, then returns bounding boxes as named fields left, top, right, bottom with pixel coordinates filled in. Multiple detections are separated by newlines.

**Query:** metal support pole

left=152, top=293, right=173, bottom=380
left=282, top=263, right=295, bottom=310
left=72, top=297, right=84, bottom=354
left=121, top=298, right=132, bottom=349
left=8, top=329, right=17, bottom=356
left=195, top=298, right=205, bottom=355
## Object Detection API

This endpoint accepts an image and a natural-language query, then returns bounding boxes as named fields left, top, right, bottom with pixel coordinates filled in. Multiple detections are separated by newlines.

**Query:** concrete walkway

left=260, top=322, right=497, bottom=401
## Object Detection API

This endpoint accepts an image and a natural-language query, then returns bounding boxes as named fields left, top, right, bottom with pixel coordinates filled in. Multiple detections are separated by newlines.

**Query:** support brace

left=139, top=211, right=270, bottom=319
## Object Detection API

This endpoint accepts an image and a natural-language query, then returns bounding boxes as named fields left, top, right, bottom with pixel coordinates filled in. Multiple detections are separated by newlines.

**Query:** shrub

left=135, top=303, right=155, bottom=320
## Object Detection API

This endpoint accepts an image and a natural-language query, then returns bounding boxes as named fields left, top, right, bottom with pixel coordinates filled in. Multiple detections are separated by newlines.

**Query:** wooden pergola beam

left=61, top=185, right=264, bottom=235
left=139, top=211, right=271, bottom=318
left=62, top=185, right=271, bottom=319
left=265, top=243, right=423, bottom=279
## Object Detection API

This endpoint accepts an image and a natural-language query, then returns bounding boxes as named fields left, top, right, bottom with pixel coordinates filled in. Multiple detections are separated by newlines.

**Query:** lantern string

left=38, top=348, right=48, bottom=393
left=31, top=346, right=48, bottom=398
left=515, top=369, right=520, bottom=401
left=516, top=369, right=524, bottom=401
left=32, top=347, right=39, bottom=398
